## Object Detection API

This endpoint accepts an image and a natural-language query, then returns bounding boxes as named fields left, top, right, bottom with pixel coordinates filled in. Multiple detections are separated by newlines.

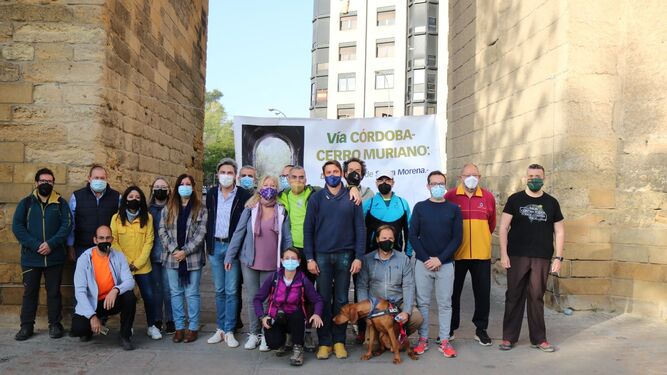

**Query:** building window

left=339, top=44, right=356, bottom=61
left=316, top=88, right=328, bottom=105
left=375, top=70, right=394, bottom=89
left=427, top=16, right=437, bottom=33
left=337, top=106, right=354, bottom=119
left=376, top=41, right=394, bottom=58
left=375, top=104, right=393, bottom=117
left=377, top=10, right=395, bottom=26
left=426, top=72, right=437, bottom=100
left=338, top=73, right=356, bottom=92
left=340, top=15, right=357, bottom=31
left=427, top=55, right=437, bottom=67
left=316, top=62, right=329, bottom=75
left=426, top=104, right=436, bottom=114
left=413, top=69, right=425, bottom=101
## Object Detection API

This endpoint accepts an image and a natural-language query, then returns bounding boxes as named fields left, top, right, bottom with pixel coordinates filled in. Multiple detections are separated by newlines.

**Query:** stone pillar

left=0, top=0, right=208, bottom=322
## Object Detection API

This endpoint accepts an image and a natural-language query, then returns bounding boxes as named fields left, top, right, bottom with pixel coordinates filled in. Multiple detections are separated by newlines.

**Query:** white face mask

left=463, top=175, right=479, bottom=190
left=218, top=174, right=234, bottom=188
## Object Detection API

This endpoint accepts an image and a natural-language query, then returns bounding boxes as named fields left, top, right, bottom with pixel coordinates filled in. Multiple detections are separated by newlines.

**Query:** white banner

left=233, top=115, right=444, bottom=208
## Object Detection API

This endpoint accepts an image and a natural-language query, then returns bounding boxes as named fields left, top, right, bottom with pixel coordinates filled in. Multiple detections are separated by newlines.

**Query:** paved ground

left=1, top=269, right=666, bottom=375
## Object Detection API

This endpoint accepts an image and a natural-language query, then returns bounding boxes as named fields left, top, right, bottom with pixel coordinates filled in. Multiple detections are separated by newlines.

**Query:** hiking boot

left=120, top=336, right=135, bottom=351
left=333, top=343, right=347, bottom=359
left=49, top=322, right=64, bottom=339
left=316, top=345, right=332, bottom=360
left=275, top=345, right=290, bottom=357
left=15, top=325, right=34, bottom=341
left=499, top=340, right=514, bottom=351
left=183, top=330, right=198, bottom=343
left=165, top=321, right=176, bottom=335
left=438, top=340, right=457, bottom=358
left=173, top=329, right=185, bottom=343
left=304, top=329, right=316, bottom=352
left=290, top=344, right=304, bottom=366
left=414, top=337, right=429, bottom=355
left=475, top=329, right=492, bottom=346
left=531, top=341, right=556, bottom=352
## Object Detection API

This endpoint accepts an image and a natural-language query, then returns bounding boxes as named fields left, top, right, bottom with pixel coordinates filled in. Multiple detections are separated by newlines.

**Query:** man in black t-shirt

left=498, top=164, right=564, bottom=353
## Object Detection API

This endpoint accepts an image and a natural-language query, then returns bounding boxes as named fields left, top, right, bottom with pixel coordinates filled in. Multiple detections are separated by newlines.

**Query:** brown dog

left=334, top=299, right=417, bottom=364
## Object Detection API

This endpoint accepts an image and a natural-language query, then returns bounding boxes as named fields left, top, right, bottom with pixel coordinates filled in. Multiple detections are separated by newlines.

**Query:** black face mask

left=346, top=171, right=362, bottom=186
left=378, top=240, right=394, bottom=252
left=126, top=199, right=141, bottom=211
left=378, top=182, right=392, bottom=195
left=97, top=242, right=112, bottom=253
left=153, top=189, right=168, bottom=201
left=37, top=183, right=53, bottom=197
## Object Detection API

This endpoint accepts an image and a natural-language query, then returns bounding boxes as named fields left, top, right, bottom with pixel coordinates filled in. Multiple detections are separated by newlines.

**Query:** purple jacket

left=253, top=269, right=323, bottom=319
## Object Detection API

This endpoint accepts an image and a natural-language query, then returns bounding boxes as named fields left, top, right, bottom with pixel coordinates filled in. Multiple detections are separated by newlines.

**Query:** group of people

left=12, top=158, right=564, bottom=366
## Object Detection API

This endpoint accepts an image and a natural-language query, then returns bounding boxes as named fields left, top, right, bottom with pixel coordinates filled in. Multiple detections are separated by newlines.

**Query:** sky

left=205, top=1, right=313, bottom=119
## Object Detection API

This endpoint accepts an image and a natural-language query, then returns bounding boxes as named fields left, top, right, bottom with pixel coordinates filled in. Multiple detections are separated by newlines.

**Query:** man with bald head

left=445, top=163, right=496, bottom=346
left=71, top=225, right=137, bottom=350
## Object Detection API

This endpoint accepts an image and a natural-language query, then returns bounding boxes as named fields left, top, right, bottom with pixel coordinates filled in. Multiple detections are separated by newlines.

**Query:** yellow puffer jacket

left=110, top=213, right=154, bottom=275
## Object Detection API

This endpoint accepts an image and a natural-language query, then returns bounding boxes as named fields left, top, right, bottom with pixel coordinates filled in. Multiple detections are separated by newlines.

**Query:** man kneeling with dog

left=341, top=225, right=422, bottom=363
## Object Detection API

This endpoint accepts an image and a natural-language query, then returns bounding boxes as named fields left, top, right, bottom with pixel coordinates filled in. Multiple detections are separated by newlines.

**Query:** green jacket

left=277, top=185, right=319, bottom=248
left=13, top=190, right=72, bottom=267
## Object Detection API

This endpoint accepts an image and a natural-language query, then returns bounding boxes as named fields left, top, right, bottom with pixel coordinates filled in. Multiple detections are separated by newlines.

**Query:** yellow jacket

left=110, top=213, right=154, bottom=275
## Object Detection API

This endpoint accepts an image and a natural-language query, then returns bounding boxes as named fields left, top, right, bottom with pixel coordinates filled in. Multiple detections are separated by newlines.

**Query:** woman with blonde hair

left=225, top=175, right=292, bottom=351
left=159, top=173, right=208, bottom=344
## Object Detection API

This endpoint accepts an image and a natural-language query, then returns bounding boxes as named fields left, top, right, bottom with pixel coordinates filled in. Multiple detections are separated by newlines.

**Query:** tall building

left=310, top=0, right=448, bottom=119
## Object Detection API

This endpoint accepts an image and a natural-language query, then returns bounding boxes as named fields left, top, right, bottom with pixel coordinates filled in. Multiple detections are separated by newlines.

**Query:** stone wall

left=447, top=0, right=667, bottom=319
left=0, top=0, right=208, bottom=321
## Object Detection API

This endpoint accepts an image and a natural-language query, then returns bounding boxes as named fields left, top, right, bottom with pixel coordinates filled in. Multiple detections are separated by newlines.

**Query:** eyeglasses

left=38, top=179, right=54, bottom=185
left=461, top=174, right=480, bottom=178
left=428, top=183, right=446, bottom=187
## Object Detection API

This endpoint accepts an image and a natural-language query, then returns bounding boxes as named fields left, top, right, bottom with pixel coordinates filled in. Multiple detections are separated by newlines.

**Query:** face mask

left=527, top=178, right=544, bottom=192
left=178, top=185, right=193, bottom=198
left=259, top=187, right=278, bottom=201
left=37, top=183, right=53, bottom=197
left=430, top=185, right=446, bottom=199
left=97, top=242, right=112, bottom=253
left=218, top=174, right=234, bottom=188
left=282, top=259, right=299, bottom=271
left=90, top=179, right=107, bottom=193
left=346, top=171, right=361, bottom=186
left=290, top=181, right=305, bottom=194
left=464, top=176, right=479, bottom=190
left=325, top=175, right=341, bottom=187
left=239, top=176, right=254, bottom=190
left=126, top=199, right=140, bottom=211
left=378, top=240, right=394, bottom=252
left=153, top=189, right=168, bottom=201
left=378, top=182, right=392, bottom=195
left=279, top=176, right=290, bottom=191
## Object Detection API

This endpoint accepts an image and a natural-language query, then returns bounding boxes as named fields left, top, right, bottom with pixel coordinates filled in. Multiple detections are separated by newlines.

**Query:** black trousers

left=20, top=264, right=64, bottom=327
left=71, top=291, right=137, bottom=339
left=264, top=309, right=306, bottom=349
left=451, top=259, right=491, bottom=332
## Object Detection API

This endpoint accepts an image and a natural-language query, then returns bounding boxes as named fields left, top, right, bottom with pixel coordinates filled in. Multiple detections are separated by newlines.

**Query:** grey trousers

left=241, top=266, right=274, bottom=335
left=415, top=260, right=454, bottom=340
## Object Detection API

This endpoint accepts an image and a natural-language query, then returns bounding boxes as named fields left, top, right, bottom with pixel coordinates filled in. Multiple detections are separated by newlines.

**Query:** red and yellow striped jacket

left=445, top=184, right=496, bottom=260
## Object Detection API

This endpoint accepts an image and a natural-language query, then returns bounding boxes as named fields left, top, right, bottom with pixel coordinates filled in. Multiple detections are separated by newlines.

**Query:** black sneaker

left=475, top=329, right=492, bottom=346
left=15, top=325, right=34, bottom=341
left=49, top=322, right=64, bottom=339
left=120, top=336, right=135, bottom=351
left=154, top=320, right=163, bottom=331
left=449, top=331, right=455, bottom=341
left=165, top=321, right=176, bottom=335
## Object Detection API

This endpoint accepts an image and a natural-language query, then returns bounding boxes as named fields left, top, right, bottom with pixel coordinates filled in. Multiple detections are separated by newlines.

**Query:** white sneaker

left=259, top=334, right=270, bottom=352
left=225, top=332, right=239, bottom=348
left=147, top=325, right=162, bottom=340
left=244, top=333, right=260, bottom=350
left=207, top=329, right=225, bottom=344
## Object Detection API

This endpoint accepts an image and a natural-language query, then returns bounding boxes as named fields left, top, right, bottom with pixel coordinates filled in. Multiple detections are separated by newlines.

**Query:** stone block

left=34, top=43, right=74, bottom=61
left=648, top=247, right=667, bottom=265
left=33, top=83, right=63, bottom=103
left=0, top=83, right=33, bottom=104
left=589, top=188, right=615, bottom=209
left=12, top=163, right=68, bottom=184
left=63, top=84, right=103, bottom=105
left=614, top=244, right=649, bottom=263
left=0, top=142, right=24, bottom=162
left=0, top=285, right=23, bottom=305
left=0, top=263, right=22, bottom=283
left=24, top=62, right=103, bottom=83
left=0, top=22, right=12, bottom=42
left=570, top=260, right=612, bottom=278
left=0, top=104, right=11, bottom=120
left=13, top=23, right=104, bottom=44
left=559, top=277, right=610, bottom=295
left=0, top=62, right=20, bottom=82
left=0, top=163, right=13, bottom=183
left=559, top=294, right=610, bottom=311
left=0, top=241, right=20, bottom=262
left=73, top=44, right=104, bottom=61
left=564, top=243, right=612, bottom=260
left=614, top=262, right=666, bottom=283
left=2, top=43, right=34, bottom=61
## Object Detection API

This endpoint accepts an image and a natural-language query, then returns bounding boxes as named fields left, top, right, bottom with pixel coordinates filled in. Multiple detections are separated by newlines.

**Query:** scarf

left=126, top=209, right=140, bottom=223
left=176, top=200, right=192, bottom=286
left=254, top=199, right=279, bottom=237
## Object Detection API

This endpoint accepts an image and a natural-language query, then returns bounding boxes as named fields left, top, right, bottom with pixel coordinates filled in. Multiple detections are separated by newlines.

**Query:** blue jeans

left=315, top=250, right=353, bottom=346
left=134, top=273, right=156, bottom=327
left=166, top=268, right=202, bottom=331
left=150, top=262, right=172, bottom=324
left=209, top=241, right=241, bottom=332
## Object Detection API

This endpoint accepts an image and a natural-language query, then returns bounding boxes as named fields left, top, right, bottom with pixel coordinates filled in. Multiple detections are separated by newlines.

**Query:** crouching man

left=70, top=225, right=137, bottom=350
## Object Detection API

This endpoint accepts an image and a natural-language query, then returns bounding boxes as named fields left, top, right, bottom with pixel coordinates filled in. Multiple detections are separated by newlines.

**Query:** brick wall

left=0, top=0, right=208, bottom=322
left=447, top=0, right=666, bottom=319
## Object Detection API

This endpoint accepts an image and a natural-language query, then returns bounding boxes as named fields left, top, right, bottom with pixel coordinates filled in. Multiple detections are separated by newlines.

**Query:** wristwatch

left=554, top=256, right=564, bottom=262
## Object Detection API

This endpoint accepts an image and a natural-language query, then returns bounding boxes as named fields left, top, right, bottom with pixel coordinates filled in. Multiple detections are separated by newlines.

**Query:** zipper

left=468, top=196, right=473, bottom=259
left=41, top=200, right=47, bottom=267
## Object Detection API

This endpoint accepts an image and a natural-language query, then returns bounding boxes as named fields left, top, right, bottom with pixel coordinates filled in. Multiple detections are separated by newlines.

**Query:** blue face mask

left=239, top=176, right=254, bottom=190
left=279, top=176, right=290, bottom=191
left=178, top=185, right=193, bottom=198
left=325, top=175, right=341, bottom=187
left=430, top=185, right=446, bottom=199
left=282, top=259, right=299, bottom=271
left=90, top=179, right=107, bottom=193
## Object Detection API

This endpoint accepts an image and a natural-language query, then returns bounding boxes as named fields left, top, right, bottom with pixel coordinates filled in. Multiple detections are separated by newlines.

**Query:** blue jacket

left=362, top=193, right=412, bottom=256
left=13, top=190, right=72, bottom=267
left=149, top=203, right=166, bottom=263
left=73, top=247, right=135, bottom=319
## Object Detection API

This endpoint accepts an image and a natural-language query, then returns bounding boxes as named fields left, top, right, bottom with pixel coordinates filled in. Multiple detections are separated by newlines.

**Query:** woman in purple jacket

left=254, top=247, right=324, bottom=366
